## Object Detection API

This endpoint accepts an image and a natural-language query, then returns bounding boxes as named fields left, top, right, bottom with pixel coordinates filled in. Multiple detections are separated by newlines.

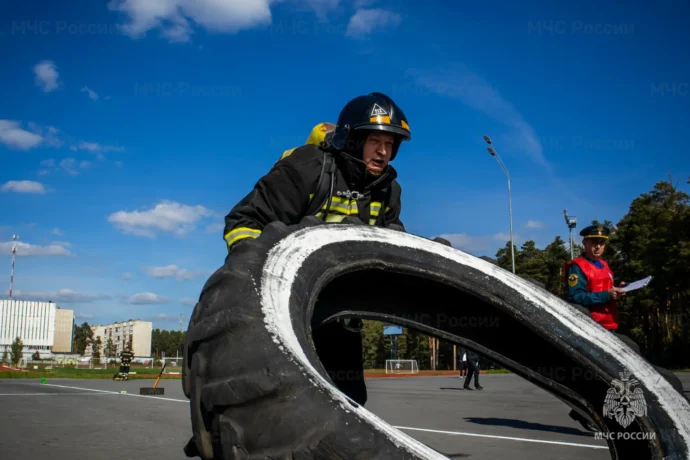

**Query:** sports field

left=2, top=372, right=688, bottom=459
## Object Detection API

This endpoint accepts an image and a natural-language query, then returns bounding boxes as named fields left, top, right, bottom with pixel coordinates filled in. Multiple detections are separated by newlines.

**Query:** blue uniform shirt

left=566, top=258, right=612, bottom=306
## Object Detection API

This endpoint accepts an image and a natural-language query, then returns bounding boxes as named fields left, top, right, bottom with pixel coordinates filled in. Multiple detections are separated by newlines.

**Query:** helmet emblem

left=371, top=103, right=388, bottom=117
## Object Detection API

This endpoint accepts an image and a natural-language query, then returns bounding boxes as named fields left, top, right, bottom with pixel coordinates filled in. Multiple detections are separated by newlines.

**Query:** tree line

left=360, top=177, right=690, bottom=371
left=69, top=323, right=186, bottom=360
left=6, top=177, right=688, bottom=371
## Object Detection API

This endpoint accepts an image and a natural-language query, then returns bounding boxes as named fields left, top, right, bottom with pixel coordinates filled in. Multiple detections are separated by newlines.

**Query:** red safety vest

left=563, top=257, right=618, bottom=330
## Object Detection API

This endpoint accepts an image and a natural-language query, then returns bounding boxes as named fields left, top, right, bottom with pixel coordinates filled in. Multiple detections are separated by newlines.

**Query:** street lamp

left=484, top=136, right=515, bottom=274
left=9, top=234, right=18, bottom=298
left=563, top=210, right=577, bottom=260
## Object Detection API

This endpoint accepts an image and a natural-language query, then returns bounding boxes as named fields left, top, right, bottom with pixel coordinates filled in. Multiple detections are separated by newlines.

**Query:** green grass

left=0, top=365, right=183, bottom=380
left=364, top=368, right=512, bottom=375
left=3, top=365, right=683, bottom=380
left=0, top=366, right=512, bottom=379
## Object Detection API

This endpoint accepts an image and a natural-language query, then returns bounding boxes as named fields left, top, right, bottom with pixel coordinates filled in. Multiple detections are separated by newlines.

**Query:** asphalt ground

left=1, top=373, right=689, bottom=459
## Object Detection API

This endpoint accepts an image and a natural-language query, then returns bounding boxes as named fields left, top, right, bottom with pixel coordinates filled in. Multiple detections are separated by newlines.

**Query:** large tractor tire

left=182, top=217, right=690, bottom=460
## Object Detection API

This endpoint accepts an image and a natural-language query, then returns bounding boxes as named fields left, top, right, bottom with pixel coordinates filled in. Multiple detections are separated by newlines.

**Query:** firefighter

left=117, top=347, right=134, bottom=380
left=221, top=92, right=413, bottom=405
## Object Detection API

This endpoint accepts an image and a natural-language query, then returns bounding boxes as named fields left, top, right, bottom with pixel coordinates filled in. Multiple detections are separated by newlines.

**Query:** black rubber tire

left=182, top=216, right=690, bottom=460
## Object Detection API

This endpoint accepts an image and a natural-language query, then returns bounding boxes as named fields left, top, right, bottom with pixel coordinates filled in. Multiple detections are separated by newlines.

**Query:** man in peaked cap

left=563, top=224, right=626, bottom=330
left=562, top=224, right=686, bottom=431
left=562, top=224, right=626, bottom=430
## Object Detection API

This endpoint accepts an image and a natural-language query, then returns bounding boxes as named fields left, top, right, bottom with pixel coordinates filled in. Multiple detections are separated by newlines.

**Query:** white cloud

left=33, top=60, right=60, bottom=92
left=205, top=222, right=224, bottom=233
left=71, top=141, right=124, bottom=160
left=493, top=232, right=515, bottom=242
left=0, top=120, right=44, bottom=150
left=107, top=0, right=276, bottom=43
left=39, top=158, right=90, bottom=176
left=1, top=180, right=47, bottom=194
left=52, top=228, right=64, bottom=236
left=127, top=292, right=169, bottom=304
left=122, top=272, right=133, bottom=280
left=107, top=0, right=344, bottom=42
left=108, top=200, right=216, bottom=238
left=0, top=240, right=72, bottom=257
left=345, top=8, right=401, bottom=38
left=526, top=220, right=544, bottom=229
left=75, top=312, right=95, bottom=319
left=9, top=289, right=109, bottom=303
left=144, top=264, right=200, bottom=281
left=434, top=232, right=519, bottom=253
left=151, top=313, right=176, bottom=321
left=50, top=241, right=72, bottom=247
left=59, top=158, right=81, bottom=176
left=353, top=0, right=376, bottom=8
left=408, top=64, right=548, bottom=168
left=81, top=86, right=99, bottom=101
left=0, top=121, right=62, bottom=151
left=75, top=141, right=124, bottom=152
left=180, top=298, right=197, bottom=307
left=27, top=122, right=62, bottom=148
left=298, top=0, right=340, bottom=20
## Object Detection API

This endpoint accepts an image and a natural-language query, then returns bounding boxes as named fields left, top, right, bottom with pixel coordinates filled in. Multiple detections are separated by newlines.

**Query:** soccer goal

left=385, top=359, right=419, bottom=374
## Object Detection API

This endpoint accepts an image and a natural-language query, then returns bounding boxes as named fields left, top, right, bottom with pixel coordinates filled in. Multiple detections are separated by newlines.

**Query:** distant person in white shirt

left=458, top=349, right=467, bottom=377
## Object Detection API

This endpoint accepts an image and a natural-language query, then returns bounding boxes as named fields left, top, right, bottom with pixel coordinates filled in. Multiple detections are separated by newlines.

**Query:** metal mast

left=9, top=235, right=18, bottom=298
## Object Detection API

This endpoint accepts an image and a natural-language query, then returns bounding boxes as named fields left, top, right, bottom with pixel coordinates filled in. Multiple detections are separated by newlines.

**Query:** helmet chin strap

left=339, top=150, right=386, bottom=182
left=339, top=150, right=366, bottom=167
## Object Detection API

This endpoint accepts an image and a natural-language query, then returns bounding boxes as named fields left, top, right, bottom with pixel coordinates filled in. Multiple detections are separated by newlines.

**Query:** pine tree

left=10, top=337, right=24, bottom=366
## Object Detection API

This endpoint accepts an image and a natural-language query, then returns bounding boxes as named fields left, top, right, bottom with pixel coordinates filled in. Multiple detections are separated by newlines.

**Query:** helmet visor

left=353, top=123, right=410, bottom=140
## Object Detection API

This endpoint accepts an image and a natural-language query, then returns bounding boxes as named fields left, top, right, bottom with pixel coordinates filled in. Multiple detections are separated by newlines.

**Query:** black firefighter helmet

left=329, top=92, right=411, bottom=160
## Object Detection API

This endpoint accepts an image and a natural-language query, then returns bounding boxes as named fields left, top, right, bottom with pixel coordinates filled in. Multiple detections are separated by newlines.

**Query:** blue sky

left=1, top=0, right=689, bottom=330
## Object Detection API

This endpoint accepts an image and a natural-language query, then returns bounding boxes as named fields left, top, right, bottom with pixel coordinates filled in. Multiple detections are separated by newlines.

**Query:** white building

left=87, top=319, right=152, bottom=358
left=0, top=299, right=56, bottom=357
left=53, top=307, right=74, bottom=353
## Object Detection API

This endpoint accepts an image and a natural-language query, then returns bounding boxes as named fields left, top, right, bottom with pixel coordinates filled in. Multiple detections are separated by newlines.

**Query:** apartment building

left=52, top=307, right=74, bottom=352
left=88, top=319, right=152, bottom=358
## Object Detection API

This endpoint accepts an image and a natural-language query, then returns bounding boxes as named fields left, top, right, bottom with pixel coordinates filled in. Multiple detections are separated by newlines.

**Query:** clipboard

left=620, top=276, right=652, bottom=293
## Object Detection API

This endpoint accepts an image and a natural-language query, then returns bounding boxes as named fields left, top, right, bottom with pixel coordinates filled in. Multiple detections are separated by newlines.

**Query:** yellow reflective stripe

left=329, top=196, right=350, bottom=204
left=224, top=227, right=261, bottom=247
left=370, top=201, right=382, bottom=216
left=316, top=211, right=378, bottom=226
left=226, top=233, right=259, bottom=247
left=312, top=195, right=383, bottom=225
left=316, top=196, right=358, bottom=215
left=315, top=211, right=348, bottom=222
left=280, top=148, right=296, bottom=160
left=328, top=203, right=355, bottom=215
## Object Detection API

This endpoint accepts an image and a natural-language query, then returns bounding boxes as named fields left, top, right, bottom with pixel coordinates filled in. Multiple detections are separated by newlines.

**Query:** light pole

left=563, top=210, right=577, bottom=259
left=484, top=136, right=515, bottom=274
left=9, top=234, right=18, bottom=298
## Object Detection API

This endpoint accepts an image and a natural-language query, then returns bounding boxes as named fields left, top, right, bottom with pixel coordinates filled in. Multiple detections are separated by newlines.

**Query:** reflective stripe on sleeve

left=224, top=227, right=262, bottom=247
